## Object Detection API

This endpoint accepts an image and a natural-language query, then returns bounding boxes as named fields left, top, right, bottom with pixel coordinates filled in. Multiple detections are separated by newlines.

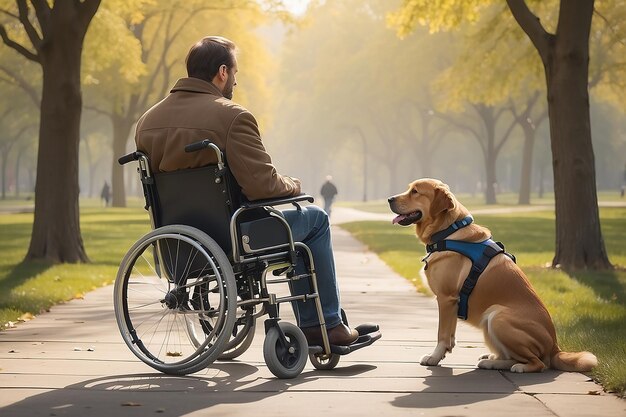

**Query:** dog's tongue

left=392, top=214, right=407, bottom=225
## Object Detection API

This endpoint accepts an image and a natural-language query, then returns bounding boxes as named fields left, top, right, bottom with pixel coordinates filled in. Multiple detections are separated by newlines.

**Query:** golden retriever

left=388, top=178, right=597, bottom=373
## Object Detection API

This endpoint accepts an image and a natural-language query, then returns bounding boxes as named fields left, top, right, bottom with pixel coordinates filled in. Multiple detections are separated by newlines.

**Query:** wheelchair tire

left=114, top=225, right=237, bottom=375
left=309, top=352, right=340, bottom=370
left=218, top=313, right=256, bottom=360
left=263, top=322, right=308, bottom=379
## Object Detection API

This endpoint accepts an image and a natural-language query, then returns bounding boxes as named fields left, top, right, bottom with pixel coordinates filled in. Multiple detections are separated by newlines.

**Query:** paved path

left=1, top=207, right=624, bottom=417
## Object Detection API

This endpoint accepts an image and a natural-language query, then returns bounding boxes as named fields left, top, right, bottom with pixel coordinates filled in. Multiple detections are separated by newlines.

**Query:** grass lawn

left=0, top=206, right=150, bottom=328
left=340, top=207, right=626, bottom=396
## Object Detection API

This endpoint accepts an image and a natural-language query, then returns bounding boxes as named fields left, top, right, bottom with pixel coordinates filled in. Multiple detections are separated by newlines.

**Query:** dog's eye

left=411, top=189, right=418, bottom=195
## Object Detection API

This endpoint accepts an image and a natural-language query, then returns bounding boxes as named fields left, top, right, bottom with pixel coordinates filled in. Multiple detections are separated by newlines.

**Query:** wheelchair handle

left=185, top=140, right=224, bottom=169
left=118, top=152, right=139, bottom=165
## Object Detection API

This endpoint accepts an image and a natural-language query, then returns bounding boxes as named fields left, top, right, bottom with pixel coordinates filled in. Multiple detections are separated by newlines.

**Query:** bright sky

left=282, top=0, right=311, bottom=15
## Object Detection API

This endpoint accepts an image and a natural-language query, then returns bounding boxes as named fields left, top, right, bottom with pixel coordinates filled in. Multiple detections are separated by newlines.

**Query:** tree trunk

left=15, top=147, right=21, bottom=197
left=26, top=10, right=92, bottom=263
left=545, top=2, right=611, bottom=269
left=546, top=54, right=610, bottom=269
left=482, top=108, right=498, bottom=205
left=517, top=122, right=535, bottom=205
left=111, top=114, right=133, bottom=207
left=484, top=149, right=497, bottom=205
left=507, top=0, right=611, bottom=270
left=1, top=152, right=6, bottom=199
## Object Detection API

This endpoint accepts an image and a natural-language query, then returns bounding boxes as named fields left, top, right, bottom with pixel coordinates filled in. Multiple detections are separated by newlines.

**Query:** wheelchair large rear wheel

left=114, top=225, right=237, bottom=375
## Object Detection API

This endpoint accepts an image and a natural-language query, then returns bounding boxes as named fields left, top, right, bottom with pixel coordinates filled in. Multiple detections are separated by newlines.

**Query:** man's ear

left=430, top=185, right=456, bottom=217
left=218, top=64, right=228, bottom=80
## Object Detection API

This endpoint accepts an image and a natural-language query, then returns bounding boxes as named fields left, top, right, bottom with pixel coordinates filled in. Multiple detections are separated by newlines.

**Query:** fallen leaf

left=121, top=402, right=142, bottom=407
left=587, top=390, right=601, bottom=395
left=18, top=313, right=35, bottom=322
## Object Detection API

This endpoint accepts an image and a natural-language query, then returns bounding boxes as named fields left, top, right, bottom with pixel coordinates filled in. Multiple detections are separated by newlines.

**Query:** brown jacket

left=135, top=77, right=301, bottom=200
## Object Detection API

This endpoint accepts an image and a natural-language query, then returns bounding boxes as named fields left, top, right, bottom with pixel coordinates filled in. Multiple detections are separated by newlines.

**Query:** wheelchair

left=114, top=140, right=380, bottom=379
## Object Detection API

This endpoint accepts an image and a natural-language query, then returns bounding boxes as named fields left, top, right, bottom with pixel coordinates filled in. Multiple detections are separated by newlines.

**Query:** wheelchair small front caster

left=309, top=352, right=340, bottom=370
left=263, top=321, right=308, bottom=379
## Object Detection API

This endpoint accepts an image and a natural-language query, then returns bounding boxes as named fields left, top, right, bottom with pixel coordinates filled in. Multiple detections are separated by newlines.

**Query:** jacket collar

left=170, top=77, right=224, bottom=97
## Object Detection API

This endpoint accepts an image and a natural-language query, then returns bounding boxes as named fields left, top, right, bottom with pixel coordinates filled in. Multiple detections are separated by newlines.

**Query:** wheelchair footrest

left=308, top=329, right=381, bottom=356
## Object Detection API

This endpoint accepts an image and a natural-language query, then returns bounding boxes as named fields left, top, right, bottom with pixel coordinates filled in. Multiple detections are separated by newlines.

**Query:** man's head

left=186, top=36, right=238, bottom=99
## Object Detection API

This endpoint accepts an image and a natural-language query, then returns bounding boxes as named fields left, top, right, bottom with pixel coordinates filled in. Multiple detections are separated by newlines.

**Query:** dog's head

left=388, top=178, right=461, bottom=242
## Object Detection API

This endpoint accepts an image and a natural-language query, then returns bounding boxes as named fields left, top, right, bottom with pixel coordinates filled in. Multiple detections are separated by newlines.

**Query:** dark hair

left=186, top=36, right=236, bottom=83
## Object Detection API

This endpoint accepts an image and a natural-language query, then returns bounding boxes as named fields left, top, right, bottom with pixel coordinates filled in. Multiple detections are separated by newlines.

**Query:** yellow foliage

left=84, top=7, right=147, bottom=85
left=390, top=0, right=625, bottom=114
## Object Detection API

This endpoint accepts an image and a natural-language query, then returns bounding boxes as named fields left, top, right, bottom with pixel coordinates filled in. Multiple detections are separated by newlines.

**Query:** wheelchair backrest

left=151, top=164, right=242, bottom=255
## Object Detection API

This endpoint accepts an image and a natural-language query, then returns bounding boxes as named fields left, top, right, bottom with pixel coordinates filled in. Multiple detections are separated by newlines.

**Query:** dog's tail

left=551, top=350, right=597, bottom=372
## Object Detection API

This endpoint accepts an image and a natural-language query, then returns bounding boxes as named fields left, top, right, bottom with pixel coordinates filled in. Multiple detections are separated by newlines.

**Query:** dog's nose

left=387, top=196, right=395, bottom=203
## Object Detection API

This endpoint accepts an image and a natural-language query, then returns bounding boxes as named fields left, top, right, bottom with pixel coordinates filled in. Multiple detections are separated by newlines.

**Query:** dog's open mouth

left=392, top=211, right=422, bottom=226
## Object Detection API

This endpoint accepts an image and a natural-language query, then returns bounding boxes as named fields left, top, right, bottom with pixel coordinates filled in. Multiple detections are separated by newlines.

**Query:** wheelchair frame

left=114, top=141, right=336, bottom=378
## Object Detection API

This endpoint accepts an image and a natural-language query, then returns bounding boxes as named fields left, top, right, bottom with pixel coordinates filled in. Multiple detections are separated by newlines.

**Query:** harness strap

left=430, top=215, right=474, bottom=243
left=456, top=240, right=506, bottom=320
left=426, top=237, right=515, bottom=320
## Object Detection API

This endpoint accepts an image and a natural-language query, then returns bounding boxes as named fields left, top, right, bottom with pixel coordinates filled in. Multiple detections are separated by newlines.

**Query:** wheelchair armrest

left=241, top=194, right=314, bottom=209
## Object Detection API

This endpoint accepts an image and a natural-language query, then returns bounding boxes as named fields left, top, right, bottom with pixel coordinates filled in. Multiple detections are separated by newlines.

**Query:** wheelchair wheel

left=218, top=310, right=256, bottom=360
left=114, top=225, right=237, bottom=375
left=309, top=352, right=340, bottom=370
left=263, top=322, right=308, bottom=379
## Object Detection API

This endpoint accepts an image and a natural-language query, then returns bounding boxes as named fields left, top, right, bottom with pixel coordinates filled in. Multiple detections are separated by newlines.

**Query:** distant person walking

left=320, top=175, right=338, bottom=217
left=622, top=163, right=626, bottom=198
left=100, top=181, right=111, bottom=207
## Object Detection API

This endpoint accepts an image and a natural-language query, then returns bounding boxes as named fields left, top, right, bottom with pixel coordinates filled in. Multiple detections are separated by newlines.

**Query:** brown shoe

left=301, top=323, right=359, bottom=346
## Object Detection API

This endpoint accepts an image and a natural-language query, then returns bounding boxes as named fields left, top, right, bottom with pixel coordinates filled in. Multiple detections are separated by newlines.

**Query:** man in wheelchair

left=134, top=36, right=377, bottom=349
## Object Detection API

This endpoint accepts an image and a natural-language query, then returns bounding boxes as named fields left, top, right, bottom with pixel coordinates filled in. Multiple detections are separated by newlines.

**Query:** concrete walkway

left=0, top=207, right=624, bottom=417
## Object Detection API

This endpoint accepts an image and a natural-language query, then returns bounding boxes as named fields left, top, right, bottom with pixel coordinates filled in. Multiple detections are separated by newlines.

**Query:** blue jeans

left=282, top=205, right=341, bottom=329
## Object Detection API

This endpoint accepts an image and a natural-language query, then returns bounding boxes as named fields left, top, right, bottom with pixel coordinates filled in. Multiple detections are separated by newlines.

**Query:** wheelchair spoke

left=115, top=228, right=237, bottom=374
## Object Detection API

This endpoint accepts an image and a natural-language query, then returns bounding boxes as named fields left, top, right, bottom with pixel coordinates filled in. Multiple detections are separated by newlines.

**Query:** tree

left=273, top=0, right=457, bottom=199
left=0, top=106, right=36, bottom=199
left=391, top=0, right=614, bottom=270
left=435, top=103, right=517, bottom=204
left=0, top=0, right=101, bottom=263
left=84, top=0, right=276, bottom=207
left=510, top=92, right=547, bottom=204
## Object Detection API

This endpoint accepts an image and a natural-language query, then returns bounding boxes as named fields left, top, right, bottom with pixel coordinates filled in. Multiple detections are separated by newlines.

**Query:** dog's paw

left=478, top=353, right=497, bottom=361
left=477, top=359, right=495, bottom=369
left=510, top=363, right=525, bottom=373
left=420, top=354, right=442, bottom=366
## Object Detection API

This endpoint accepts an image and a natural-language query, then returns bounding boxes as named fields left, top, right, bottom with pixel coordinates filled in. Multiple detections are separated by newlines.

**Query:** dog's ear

left=430, top=185, right=456, bottom=217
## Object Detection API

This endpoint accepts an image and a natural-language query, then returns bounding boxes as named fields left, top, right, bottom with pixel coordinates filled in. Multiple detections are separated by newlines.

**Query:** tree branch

left=0, top=8, right=20, bottom=19
left=16, top=0, right=43, bottom=51
left=0, top=23, right=39, bottom=62
left=77, top=0, right=102, bottom=30
left=0, top=64, right=40, bottom=107
left=84, top=104, right=113, bottom=118
left=506, top=0, right=551, bottom=63
left=495, top=117, right=518, bottom=154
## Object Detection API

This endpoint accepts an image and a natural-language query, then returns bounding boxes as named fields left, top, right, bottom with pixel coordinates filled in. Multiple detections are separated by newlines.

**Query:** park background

left=0, top=0, right=625, bottom=398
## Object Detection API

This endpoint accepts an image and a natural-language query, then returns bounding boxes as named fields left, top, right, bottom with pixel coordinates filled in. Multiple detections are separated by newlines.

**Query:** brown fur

left=389, top=178, right=597, bottom=373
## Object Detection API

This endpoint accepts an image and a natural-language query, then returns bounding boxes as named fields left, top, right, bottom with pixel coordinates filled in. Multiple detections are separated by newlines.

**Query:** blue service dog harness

left=423, top=216, right=516, bottom=320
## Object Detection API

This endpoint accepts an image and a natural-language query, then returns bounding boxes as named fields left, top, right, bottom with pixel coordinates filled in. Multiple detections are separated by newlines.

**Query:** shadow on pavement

left=390, top=366, right=558, bottom=409
left=1, top=362, right=377, bottom=417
